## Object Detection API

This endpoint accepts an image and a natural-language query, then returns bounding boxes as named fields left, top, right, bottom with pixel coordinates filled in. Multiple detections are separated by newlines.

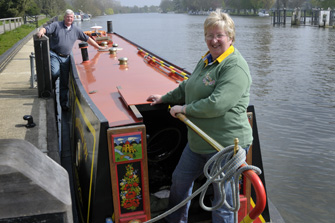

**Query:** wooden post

left=35, top=15, right=38, bottom=28
left=303, top=10, right=306, bottom=25
left=33, top=34, right=52, bottom=98
left=284, top=9, right=286, bottom=25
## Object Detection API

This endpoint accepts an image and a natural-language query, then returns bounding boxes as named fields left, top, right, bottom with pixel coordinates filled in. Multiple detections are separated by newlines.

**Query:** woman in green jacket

left=147, top=11, right=252, bottom=223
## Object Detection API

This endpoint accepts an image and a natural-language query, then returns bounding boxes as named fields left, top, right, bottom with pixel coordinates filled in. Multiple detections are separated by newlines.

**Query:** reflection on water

left=77, top=13, right=335, bottom=222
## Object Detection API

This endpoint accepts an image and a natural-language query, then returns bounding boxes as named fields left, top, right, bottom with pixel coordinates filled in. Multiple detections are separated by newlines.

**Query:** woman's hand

left=147, top=94, right=163, bottom=105
left=170, top=105, right=186, bottom=118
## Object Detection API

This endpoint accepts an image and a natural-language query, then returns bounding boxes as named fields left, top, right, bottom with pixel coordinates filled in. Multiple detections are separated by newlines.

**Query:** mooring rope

left=145, top=144, right=262, bottom=223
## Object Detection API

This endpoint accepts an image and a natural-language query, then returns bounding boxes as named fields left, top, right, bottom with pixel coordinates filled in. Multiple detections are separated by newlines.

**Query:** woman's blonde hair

left=204, top=11, right=236, bottom=44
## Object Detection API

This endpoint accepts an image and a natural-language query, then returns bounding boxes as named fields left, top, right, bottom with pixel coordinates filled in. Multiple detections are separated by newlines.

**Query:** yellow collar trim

left=202, top=45, right=235, bottom=66
left=216, top=45, right=235, bottom=63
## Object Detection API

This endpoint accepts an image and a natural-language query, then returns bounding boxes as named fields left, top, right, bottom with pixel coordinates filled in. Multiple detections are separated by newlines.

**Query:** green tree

left=142, top=5, right=149, bottom=12
left=199, top=0, right=222, bottom=10
left=229, top=0, right=252, bottom=10
left=25, top=1, right=41, bottom=15
left=35, top=0, right=65, bottom=16
left=279, top=0, right=290, bottom=8
left=289, top=0, right=307, bottom=8
left=317, top=0, right=335, bottom=8
left=105, top=8, right=114, bottom=15
left=252, top=0, right=276, bottom=9
left=0, top=0, right=31, bottom=17
left=172, top=0, right=185, bottom=12
left=183, top=0, right=200, bottom=11
left=160, top=0, right=174, bottom=12
left=149, top=5, right=158, bottom=12
left=264, top=0, right=276, bottom=9
left=131, top=5, right=140, bottom=13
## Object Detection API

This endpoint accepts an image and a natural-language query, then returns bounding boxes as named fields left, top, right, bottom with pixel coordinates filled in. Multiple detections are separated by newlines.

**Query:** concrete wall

left=0, top=139, right=73, bottom=222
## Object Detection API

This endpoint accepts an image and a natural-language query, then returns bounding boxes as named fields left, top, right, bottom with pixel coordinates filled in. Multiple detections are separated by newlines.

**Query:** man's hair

left=65, top=9, right=74, bottom=16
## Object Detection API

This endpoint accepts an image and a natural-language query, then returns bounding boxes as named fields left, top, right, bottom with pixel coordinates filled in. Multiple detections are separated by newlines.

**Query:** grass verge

left=0, top=18, right=50, bottom=55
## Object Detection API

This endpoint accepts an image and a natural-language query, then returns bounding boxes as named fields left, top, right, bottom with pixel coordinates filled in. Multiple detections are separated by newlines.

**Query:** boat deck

left=72, top=33, right=185, bottom=127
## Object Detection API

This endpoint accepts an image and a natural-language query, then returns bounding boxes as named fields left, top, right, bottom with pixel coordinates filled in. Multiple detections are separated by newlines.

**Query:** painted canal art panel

left=107, top=125, right=151, bottom=222
left=112, top=132, right=143, bottom=162
left=117, top=161, right=144, bottom=214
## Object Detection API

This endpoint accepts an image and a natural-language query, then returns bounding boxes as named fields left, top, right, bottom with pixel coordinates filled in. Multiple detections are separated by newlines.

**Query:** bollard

left=107, top=20, right=113, bottom=33
left=79, top=42, right=89, bottom=63
left=23, top=115, right=36, bottom=128
left=29, top=52, right=35, bottom=88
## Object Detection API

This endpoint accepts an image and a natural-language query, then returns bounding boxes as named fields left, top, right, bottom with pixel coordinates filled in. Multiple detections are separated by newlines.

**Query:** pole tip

left=234, top=138, right=239, bottom=155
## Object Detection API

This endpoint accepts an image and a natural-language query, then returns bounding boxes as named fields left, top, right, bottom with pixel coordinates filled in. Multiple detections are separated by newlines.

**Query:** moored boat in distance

left=258, top=11, right=270, bottom=17
left=74, top=12, right=82, bottom=21
left=81, top=14, right=91, bottom=21
left=74, top=10, right=91, bottom=22
left=67, top=21, right=282, bottom=223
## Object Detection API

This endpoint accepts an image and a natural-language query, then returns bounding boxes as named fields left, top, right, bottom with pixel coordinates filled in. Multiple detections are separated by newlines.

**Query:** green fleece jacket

left=161, top=46, right=253, bottom=154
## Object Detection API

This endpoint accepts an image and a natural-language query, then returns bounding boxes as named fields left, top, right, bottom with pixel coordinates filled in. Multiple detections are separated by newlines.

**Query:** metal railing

left=0, top=15, right=49, bottom=34
left=0, top=17, right=23, bottom=34
left=0, top=16, right=57, bottom=73
left=24, top=15, right=47, bottom=28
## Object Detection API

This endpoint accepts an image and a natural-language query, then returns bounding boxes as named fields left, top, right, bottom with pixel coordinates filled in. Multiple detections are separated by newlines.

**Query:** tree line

left=1, top=0, right=334, bottom=19
left=0, top=0, right=160, bottom=18
left=160, top=0, right=335, bottom=13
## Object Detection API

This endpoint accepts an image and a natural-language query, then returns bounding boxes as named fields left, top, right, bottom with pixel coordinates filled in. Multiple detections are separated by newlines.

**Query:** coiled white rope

left=145, top=144, right=262, bottom=223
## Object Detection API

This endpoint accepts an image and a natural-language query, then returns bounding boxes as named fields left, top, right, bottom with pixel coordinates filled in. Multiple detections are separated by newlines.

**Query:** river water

left=76, top=13, right=335, bottom=223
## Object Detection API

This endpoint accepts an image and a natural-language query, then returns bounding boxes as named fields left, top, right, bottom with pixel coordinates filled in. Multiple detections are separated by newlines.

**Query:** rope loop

left=145, top=144, right=262, bottom=223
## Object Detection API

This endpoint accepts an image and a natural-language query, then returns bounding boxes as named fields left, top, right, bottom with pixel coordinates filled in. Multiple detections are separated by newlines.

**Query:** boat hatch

left=116, top=83, right=174, bottom=118
left=117, top=84, right=188, bottom=194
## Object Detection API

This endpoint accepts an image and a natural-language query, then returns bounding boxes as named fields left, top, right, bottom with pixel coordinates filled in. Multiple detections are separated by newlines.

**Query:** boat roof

left=90, top=26, right=102, bottom=29
left=72, top=32, right=186, bottom=127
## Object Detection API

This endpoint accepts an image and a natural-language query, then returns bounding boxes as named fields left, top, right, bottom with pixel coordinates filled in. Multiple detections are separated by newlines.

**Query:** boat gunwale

left=70, top=54, right=109, bottom=124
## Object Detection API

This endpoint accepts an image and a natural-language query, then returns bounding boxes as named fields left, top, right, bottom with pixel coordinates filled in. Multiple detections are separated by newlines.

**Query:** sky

left=119, top=0, right=161, bottom=7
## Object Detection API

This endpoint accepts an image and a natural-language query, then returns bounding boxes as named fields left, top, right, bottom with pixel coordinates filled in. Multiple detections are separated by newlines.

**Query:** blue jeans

left=50, top=51, right=71, bottom=106
left=165, top=143, right=249, bottom=223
